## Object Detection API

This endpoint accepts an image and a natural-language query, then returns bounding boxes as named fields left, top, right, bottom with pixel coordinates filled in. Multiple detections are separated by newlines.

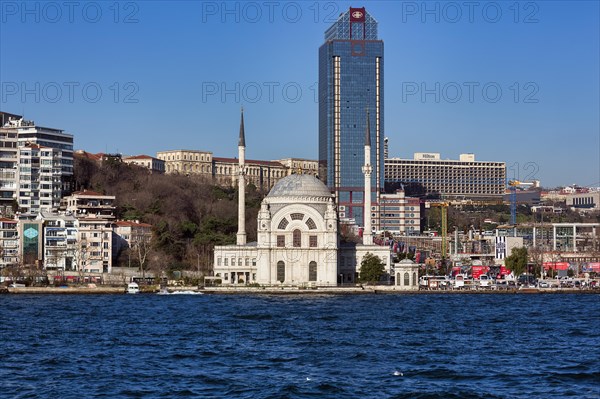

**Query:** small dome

left=267, top=174, right=331, bottom=198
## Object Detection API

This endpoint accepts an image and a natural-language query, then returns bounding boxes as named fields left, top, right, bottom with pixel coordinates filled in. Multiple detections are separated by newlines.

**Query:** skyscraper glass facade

left=319, top=7, right=383, bottom=227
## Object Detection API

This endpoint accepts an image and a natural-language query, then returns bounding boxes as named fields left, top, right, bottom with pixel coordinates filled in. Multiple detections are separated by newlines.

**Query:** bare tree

left=131, top=228, right=152, bottom=281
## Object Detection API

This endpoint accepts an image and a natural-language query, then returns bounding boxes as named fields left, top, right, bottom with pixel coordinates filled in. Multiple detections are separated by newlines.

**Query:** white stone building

left=212, top=111, right=392, bottom=286
left=122, top=155, right=165, bottom=174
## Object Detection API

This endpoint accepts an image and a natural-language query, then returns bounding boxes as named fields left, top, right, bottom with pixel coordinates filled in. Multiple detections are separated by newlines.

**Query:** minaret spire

left=236, top=107, right=247, bottom=246
left=362, top=109, right=373, bottom=245
left=238, top=106, right=246, bottom=147
left=365, top=108, right=371, bottom=146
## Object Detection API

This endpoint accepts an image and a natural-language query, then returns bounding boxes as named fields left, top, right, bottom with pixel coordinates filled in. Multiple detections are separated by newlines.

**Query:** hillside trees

left=74, top=155, right=263, bottom=272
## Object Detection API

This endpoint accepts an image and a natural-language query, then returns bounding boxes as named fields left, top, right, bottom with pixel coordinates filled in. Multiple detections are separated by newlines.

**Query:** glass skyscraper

left=318, top=7, right=383, bottom=228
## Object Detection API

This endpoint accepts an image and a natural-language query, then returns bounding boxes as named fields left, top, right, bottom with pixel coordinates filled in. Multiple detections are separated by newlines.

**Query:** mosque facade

left=212, top=111, right=393, bottom=287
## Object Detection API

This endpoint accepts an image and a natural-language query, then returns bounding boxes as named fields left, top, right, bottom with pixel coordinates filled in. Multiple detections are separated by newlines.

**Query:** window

left=277, top=235, right=285, bottom=247
left=217, top=257, right=221, bottom=266
left=238, top=258, right=242, bottom=266
left=245, top=258, right=249, bottom=266
left=413, top=272, right=417, bottom=286
left=277, top=261, right=285, bottom=282
left=278, top=218, right=289, bottom=230
left=306, top=218, right=317, bottom=230
left=404, top=272, right=410, bottom=286
left=224, top=258, right=228, bottom=266
left=231, top=257, right=235, bottom=267
left=290, top=213, right=304, bottom=221
left=252, top=258, right=256, bottom=266
left=292, top=229, right=301, bottom=247
left=309, top=236, right=317, bottom=247
left=309, top=261, right=317, bottom=281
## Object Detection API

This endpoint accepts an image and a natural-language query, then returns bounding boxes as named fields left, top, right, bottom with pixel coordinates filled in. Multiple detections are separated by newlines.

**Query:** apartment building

left=385, top=153, right=506, bottom=199
left=78, top=216, right=113, bottom=273
left=0, top=218, right=19, bottom=268
left=17, top=144, right=63, bottom=214
left=1, top=113, right=74, bottom=215
left=0, top=124, right=18, bottom=214
left=63, top=190, right=116, bottom=273
left=113, top=220, right=153, bottom=262
left=38, top=212, right=77, bottom=271
left=64, top=190, right=116, bottom=219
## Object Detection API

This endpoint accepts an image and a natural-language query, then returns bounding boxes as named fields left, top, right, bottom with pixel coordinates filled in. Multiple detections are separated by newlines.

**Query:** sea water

left=1, top=293, right=598, bottom=398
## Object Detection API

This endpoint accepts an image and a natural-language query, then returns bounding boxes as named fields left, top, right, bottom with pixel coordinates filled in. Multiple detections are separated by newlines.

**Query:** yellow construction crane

left=425, top=201, right=450, bottom=259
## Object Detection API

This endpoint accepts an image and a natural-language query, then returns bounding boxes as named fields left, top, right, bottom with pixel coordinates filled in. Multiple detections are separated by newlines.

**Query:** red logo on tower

left=350, top=7, right=366, bottom=22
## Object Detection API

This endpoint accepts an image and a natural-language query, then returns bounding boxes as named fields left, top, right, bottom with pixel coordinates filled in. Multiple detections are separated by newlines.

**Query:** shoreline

left=3, top=286, right=599, bottom=295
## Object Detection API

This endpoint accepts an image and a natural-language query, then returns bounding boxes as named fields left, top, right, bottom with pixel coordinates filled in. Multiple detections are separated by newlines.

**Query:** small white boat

left=127, top=282, right=140, bottom=294
left=157, top=289, right=202, bottom=295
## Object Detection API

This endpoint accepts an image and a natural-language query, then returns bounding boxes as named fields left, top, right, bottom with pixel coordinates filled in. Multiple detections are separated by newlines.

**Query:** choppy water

left=1, top=293, right=598, bottom=398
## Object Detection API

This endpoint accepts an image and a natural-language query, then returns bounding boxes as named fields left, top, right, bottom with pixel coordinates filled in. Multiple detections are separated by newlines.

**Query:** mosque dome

left=267, top=174, right=332, bottom=199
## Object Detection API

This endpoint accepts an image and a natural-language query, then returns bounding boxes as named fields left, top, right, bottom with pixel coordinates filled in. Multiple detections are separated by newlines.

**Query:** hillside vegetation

left=74, top=155, right=263, bottom=275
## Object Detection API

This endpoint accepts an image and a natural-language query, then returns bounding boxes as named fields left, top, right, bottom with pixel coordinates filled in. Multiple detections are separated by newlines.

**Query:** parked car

left=478, top=274, right=491, bottom=288
left=518, top=274, right=537, bottom=287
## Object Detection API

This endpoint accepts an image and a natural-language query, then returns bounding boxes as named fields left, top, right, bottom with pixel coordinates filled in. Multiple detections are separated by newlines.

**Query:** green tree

left=359, top=252, right=385, bottom=284
left=505, top=247, right=528, bottom=276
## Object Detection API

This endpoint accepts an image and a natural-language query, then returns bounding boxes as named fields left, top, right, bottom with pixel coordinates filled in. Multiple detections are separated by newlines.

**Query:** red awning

left=543, top=262, right=570, bottom=270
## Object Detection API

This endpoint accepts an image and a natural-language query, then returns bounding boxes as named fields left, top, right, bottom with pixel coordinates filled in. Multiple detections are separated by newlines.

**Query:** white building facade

left=212, top=111, right=392, bottom=287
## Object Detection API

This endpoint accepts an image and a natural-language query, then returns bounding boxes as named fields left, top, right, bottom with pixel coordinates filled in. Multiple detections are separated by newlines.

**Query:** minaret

left=362, top=110, right=373, bottom=245
left=236, top=108, right=247, bottom=246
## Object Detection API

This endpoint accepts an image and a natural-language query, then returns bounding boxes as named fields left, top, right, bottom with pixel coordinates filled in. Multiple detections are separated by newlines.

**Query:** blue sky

left=1, top=1, right=598, bottom=188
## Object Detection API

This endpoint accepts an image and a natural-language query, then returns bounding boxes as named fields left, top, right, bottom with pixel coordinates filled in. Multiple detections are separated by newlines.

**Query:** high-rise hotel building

left=385, top=153, right=506, bottom=199
left=319, top=7, right=383, bottom=228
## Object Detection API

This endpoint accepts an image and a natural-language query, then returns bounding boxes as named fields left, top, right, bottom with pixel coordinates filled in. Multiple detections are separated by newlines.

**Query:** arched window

left=404, top=272, right=410, bottom=286
left=278, top=218, right=289, bottom=230
left=413, top=272, right=417, bottom=286
left=306, top=218, right=317, bottom=230
left=309, top=261, right=317, bottom=281
left=277, top=261, right=285, bottom=283
left=396, top=273, right=401, bottom=285
left=292, top=229, right=301, bottom=247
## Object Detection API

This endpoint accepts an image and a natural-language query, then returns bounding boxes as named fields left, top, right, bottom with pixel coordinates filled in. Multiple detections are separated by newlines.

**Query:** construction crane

left=508, top=180, right=536, bottom=226
left=425, top=201, right=450, bottom=259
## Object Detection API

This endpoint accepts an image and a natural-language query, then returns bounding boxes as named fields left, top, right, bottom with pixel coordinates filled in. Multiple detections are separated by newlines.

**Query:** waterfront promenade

left=4, top=285, right=599, bottom=295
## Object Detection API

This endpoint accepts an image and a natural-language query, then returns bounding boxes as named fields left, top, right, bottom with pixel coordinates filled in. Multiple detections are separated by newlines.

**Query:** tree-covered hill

left=74, top=154, right=263, bottom=274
